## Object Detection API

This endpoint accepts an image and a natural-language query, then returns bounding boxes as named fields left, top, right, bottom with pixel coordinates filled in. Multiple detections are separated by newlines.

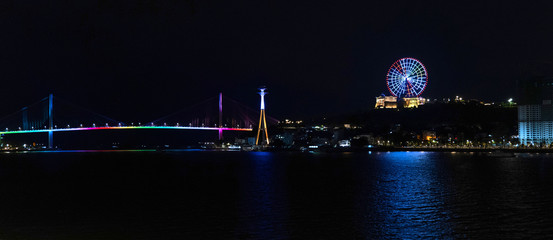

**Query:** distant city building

left=422, top=130, right=436, bottom=141
left=338, top=140, right=351, bottom=147
left=518, top=77, right=553, bottom=145
left=275, top=132, right=294, bottom=145
left=375, top=95, right=398, bottom=109
left=375, top=96, right=425, bottom=109
left=402, top=97, right=426, bottom=108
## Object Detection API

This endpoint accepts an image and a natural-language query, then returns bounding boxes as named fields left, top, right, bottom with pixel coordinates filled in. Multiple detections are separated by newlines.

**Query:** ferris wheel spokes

left=386, top=58, right=428, bottom=98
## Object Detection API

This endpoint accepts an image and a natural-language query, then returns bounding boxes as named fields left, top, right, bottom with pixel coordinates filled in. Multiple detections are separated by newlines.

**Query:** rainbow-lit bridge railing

left=0, top=126, right=252, bottom=135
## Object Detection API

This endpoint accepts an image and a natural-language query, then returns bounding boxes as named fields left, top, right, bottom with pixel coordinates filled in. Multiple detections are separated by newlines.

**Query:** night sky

left=2, top=1, right=553, bottom=120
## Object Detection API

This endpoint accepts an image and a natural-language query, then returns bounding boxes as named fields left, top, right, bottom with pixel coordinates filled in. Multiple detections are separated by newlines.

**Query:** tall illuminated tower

left=256, top=87, right=269, bottom=145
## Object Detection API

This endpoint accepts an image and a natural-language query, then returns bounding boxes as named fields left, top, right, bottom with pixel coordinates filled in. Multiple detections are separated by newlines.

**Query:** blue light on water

left=250, top=151, right=272, bottom=158
left=372, top=151, right=453, bottom=238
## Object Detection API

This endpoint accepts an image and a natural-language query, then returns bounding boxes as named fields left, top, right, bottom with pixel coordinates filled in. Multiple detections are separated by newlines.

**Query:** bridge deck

left=0, top=126, right=252, bottom=135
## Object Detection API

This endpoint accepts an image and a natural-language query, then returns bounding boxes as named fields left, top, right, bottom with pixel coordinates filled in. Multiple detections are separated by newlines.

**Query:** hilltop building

left=375, top=96, right=426, bottom=109
left=375, top=95, right=397, bottom=109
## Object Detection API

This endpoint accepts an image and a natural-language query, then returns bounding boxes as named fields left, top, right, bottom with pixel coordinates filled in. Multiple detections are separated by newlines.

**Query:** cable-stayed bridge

left=0, top=93, right=278, bottom=148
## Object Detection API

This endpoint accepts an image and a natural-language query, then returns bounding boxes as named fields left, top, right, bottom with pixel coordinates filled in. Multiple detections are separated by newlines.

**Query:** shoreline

left=363, top=147, right=553, bottom=153
left=2, top=147, right=553, bottom=153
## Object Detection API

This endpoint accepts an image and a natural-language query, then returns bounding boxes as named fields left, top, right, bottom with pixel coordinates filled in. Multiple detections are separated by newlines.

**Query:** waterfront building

left=518, top=77, right=553, bottom=145
left=422, top=130, right=437, bottom=141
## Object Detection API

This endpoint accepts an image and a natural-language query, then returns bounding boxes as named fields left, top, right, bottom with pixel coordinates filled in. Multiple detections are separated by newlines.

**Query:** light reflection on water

left=0, top=151, right=552, bottom=238
left=235, top=151, right=289, bottom=239
left=373, top=152, right=453, bottom=238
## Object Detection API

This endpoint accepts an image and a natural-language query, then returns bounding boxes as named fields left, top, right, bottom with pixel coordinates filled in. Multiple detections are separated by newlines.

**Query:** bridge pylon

left=48, top=93, right=53, bottom=149
left=219, top=92, right=223, bottom=141
left=255, top=87, right=269, bottom=145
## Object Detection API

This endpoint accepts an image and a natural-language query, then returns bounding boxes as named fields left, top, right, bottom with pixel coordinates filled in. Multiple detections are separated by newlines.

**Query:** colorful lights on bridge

left=0, top=126, right=252, bottom=135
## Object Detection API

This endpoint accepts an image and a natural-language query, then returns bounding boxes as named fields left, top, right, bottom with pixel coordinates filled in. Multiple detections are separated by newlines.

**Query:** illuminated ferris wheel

left=386, top=58, right=428, bottom=98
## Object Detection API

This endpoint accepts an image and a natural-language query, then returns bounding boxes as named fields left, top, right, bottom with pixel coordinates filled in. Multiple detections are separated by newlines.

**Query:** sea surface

left=0, top=150, right=552, bottom=239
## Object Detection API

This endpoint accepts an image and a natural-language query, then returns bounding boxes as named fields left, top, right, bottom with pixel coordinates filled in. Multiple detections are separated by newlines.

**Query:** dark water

left=0, top=151, right=553, bottom=239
